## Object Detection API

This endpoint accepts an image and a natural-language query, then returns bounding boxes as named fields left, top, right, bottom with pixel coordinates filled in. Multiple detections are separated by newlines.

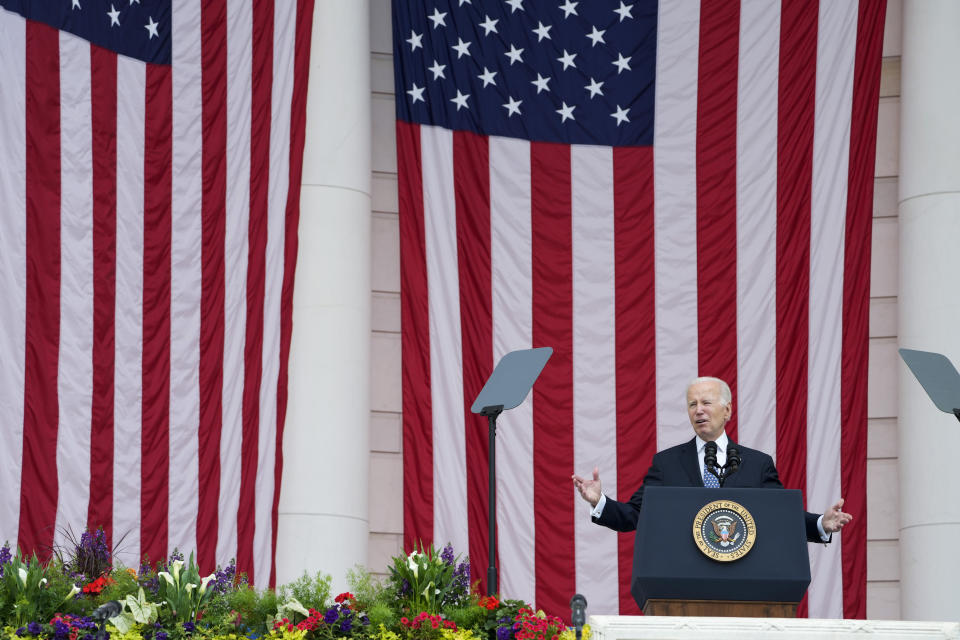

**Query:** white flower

left=158, top=571, right=175, bottom=586
left=18, top=567, right=27, bottom=584
left=170, top=560, right=184, bottom=581
left=407, top=553, right=419, bottom=578
left=38, top=577, right=47, bottom=587
left=199, top=574, right=215, bottom=594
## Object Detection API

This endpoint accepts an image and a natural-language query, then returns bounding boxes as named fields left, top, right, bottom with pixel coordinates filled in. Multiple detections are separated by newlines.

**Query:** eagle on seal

left=712, top=519, right=737, bottom=543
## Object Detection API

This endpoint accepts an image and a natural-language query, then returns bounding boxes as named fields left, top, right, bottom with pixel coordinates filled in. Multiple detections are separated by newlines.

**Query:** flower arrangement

left=0, top=531, right=589, bottom=640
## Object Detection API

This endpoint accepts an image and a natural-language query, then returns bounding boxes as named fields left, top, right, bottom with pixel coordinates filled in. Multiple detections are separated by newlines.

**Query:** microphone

left=725, top=445, right=741, bottom=475
left=570, top=594, right=587, bottom=640
left=704, top=440, right=718, bottom=471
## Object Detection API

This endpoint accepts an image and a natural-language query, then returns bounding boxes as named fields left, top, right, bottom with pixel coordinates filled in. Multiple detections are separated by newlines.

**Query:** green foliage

left=278, top=571, right=331, bottom=612
left=98, top=566, right=141, bottom=606
left=388, top=544, right=470, bottom=615
left=224, top=582, right=278, bottom=635
left=441, top=607, right=485, bottom=636
left=157, top=552, right=215, bottom=623
left=346, top=566, right=396, bottom=628
left=365, top=602, right=398, bottom=631
left=108, top=587, right=160, bottom=634
left=0, top=551, right=79, bottom=627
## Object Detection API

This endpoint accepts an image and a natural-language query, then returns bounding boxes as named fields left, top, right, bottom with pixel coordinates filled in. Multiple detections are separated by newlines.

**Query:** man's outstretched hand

left=572, top=467, right=603, bottom=507
left=822, top=498, right=853, bottom=534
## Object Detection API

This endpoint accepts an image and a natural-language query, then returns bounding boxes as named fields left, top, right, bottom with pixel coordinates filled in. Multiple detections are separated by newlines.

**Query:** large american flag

left=395, top=0, right=885, bottom=620
left=0, top=0, right=315, bottom=586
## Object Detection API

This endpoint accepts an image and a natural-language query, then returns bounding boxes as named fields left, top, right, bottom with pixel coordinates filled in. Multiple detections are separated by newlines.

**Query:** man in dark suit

left=572, top=376, right=852, bottom=542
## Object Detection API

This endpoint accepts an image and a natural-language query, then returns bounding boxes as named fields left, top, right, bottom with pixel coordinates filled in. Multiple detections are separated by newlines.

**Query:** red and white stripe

left=0, top=0, right=315, bottom=585
left=399, top=0, right=884, bottom=620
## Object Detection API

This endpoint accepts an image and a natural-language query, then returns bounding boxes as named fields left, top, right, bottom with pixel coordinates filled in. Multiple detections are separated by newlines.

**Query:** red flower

left=334, top=592, right=355, bottom=603
left=401, top=617, right=410, bottom=626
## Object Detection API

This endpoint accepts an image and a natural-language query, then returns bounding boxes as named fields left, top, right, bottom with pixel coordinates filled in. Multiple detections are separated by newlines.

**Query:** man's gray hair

left=687, top=376, right=732, bottom=406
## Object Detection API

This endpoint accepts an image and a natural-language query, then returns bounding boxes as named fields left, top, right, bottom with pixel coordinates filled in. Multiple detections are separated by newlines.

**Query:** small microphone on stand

left=725, top=445, right=741, bottom=474
left=704, top=440, right=720, bottom=483
left=570, top=594, right=587, bottom=640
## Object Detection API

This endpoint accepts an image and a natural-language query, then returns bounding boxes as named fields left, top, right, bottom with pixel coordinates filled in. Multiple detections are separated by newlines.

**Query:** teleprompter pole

left=482, top=404, right=504, bottom=596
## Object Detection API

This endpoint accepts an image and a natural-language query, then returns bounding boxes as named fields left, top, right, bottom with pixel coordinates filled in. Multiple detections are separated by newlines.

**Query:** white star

left=585, top=78, right=604, bottom=98
left=459, top=0, right=471, bottom=4
left=72, top=0, right=80, bottom=8
left=406, top=30, right=423, bottom=51
left=451, top=37, right=472, bottom=59
left=450, top=90, right=470, bottom=111
left=503, top=97, right=522, bottom=117
left=559, top=0, right=578, bottom=17
left=129, top=0, right=139, bottom=4
left=479, top=15, right=499, bottom=36
left=556, top=102, right=575, bottom=123
left=531, top=73, right=551, bottom=94
left=532, top=21, right=552, bottom=42
left=557, top=49, right=577, bottom=70
left=428, top=8, right=447, bottom=28
left=614, top=1, right=633, bottom=21
left=611, top=105, right=630, bottom=126
left=407, top=83, right=425, bottom=104
left=613, top=52, right=632, bottom=74
left=144, top=16, right=159, bottom=39
left=107, top=4, right=120, bottom=26
left=428, top=60, right=446, bottom=80
left=586, top=26, right=606, bottom=46
left=504, top=44, right=524, bottom=65
left=477, top=67, right=497, bottom=87
left=505, top=0, right=524, bottom=13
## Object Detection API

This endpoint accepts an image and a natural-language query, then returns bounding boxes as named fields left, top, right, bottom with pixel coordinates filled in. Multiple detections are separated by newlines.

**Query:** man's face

left=687, top=380, right=731, bottom=442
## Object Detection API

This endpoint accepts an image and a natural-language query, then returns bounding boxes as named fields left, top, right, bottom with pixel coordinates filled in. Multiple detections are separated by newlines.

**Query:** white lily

left=407, top=553, right=419, bottom=579
left=64, top=584, right=81, bottom=600
left=158, top=571, right=175, bottom=586
left=185, top=583, right=196, bottom=593
left=422, top=581, right=435, bottom=598
left=18, top=567, right=27, bottom=584
left=199, top=574, right=215, bottom=595
left=38, top=577, right=47, bottom=587
left=170, top=559, right=184, bottom=582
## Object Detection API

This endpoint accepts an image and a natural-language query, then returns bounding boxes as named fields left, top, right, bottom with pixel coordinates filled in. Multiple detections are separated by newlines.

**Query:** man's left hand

left=822, top=498, right=853, bottom=534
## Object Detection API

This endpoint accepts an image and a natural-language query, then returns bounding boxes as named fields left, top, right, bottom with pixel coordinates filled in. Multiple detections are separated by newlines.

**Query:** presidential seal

left=692, top=500, right=757, bottom=562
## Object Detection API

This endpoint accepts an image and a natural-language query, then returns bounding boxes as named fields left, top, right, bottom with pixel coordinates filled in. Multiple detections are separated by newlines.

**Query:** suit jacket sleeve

left=590, top=453, right=664, bottom=532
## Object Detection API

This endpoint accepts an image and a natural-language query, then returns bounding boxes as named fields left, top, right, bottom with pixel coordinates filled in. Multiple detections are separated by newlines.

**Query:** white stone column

left=276, top=0, right=371, bottom=591
left=898, top=0, right=960, bottom=622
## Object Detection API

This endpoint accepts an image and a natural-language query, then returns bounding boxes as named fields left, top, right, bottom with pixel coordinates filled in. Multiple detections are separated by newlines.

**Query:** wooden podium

left=631, top=487, right=811, bottom=617
left=642, top=599, right=797, bottom=618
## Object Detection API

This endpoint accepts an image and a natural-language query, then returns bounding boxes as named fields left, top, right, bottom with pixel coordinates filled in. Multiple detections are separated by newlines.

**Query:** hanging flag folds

left=0, top=0, right=316, bottom=586
left=394, top=0, right=885, bottom=619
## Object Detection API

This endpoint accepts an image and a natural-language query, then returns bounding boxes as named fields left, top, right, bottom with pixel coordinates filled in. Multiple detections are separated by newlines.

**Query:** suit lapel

left=680, top=438, right=702, bottom=486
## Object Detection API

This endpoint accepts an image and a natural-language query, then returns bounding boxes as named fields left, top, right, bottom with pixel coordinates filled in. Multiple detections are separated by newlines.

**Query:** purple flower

left=53, top=620, right=72, bottom=640
left=360, top=615, right=370, bottom=626
left=212, top=560, right=236, bottom=594
left=339, top=617, right=353, bottom=633
left=400, top=578, right=411, bottom=596
left=156, top=633, right=168, bottom=640
left=27, top=622, right=43, bottom=635
left=497, top=626, right=514, bottom=640
left=440, top=544, right=454, bottom=566
left=0, top=543, right=11, bottom=579
left=323, top=607, right=340, bottom=624
left=15, top=628, right=25, bottom=637
left=182, top=622, right=195, bottom=633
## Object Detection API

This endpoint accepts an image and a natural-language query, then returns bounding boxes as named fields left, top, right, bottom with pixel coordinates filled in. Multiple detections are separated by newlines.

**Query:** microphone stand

left=705, top=443, right=741, bottom=487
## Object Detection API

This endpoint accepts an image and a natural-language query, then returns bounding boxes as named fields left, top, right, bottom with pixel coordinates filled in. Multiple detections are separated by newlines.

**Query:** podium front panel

left=631, top=486, right=811, bottom=608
